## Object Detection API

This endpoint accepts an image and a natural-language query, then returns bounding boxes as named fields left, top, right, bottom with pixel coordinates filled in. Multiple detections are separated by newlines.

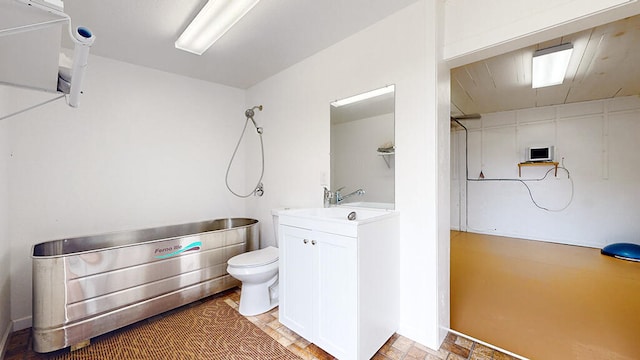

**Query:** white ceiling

left=57, top=0, right=420, bottom=89
left=3, top=1, right=639, bottom=116
left=451, top=15, right=640, bottom=117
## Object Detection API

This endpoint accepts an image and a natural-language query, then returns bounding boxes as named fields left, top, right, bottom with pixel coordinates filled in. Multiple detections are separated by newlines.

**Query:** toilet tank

left=271, top=208, right=288, bottom=246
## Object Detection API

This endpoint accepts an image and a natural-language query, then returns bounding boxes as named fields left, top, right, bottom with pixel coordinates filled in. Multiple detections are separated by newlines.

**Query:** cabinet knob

left=303, top=239, right=308, bottom=244
left=311, top=240, right=317, bottom=245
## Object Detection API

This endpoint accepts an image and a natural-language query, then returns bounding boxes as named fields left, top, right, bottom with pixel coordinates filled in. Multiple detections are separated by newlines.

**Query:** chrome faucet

left=323, top=186, right=365, bottom=206
left=336, top=188, right=365, bottom=204
left=323, top=186, right=344, bottom=207
left=323, top=187, right=333, bottom=207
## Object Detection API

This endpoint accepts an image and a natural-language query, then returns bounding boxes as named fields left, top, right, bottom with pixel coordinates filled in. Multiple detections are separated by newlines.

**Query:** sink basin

left=278, top=207, right=397, bottom=237
left=284, top=207, right=391, bottom=222
left=338, top=202, right=394, bottom=210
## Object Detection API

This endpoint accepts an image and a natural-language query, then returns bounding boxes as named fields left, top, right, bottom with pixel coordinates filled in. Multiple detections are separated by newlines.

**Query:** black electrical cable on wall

left=451, top=118, right=574, bottom=230
left=467, top=166, right=574, bottom=212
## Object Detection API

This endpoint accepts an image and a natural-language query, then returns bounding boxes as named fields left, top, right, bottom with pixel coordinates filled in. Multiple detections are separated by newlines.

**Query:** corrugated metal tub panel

left=31, top=218, right=259, bottom=353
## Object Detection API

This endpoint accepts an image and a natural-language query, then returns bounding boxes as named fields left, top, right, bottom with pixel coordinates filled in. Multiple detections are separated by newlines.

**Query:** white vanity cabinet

left=280, top=226, right=358, bottom=357
left=278, top=208, right=399, bottom=360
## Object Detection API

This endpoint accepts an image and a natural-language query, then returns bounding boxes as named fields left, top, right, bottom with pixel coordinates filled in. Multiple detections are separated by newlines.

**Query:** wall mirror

left=330, top=85, right=395, bottom=209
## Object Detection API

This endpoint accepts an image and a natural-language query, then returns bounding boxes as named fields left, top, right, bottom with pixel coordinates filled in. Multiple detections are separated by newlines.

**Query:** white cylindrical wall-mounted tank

left=68, top=26, right=95, bottom=108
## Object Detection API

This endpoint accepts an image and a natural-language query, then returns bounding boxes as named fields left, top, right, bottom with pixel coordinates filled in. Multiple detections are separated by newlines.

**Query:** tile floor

left=223, top=289, right=520, bottom=360
left=3, top=287, right=521, bottom=360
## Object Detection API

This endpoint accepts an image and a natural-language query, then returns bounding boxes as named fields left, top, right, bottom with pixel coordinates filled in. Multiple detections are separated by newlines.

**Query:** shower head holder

left=245, top=105, right=263, bottom=119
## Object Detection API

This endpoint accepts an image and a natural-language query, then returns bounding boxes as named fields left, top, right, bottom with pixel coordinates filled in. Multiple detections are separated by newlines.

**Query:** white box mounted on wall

left=526, top=146, right=555, bottom=162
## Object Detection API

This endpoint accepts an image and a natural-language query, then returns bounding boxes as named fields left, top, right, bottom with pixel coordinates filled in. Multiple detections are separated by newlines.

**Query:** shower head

left=245, top=105, right=263, bottom=118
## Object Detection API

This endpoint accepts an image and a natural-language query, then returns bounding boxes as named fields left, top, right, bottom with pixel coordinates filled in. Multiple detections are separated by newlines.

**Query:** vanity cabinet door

left=312, top=231, right=357, bottom=360
left=279, top=225, right=358, bottom=359
left=279, top=225, right=314, bottom=339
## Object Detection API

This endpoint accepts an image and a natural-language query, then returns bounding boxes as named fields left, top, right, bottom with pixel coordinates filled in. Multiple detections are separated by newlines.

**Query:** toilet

left=226, top=210, right=282, bottom=316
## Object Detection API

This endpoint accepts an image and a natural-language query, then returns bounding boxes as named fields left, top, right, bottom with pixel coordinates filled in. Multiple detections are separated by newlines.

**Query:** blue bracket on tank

left=601, top=243, right=640, bottom=262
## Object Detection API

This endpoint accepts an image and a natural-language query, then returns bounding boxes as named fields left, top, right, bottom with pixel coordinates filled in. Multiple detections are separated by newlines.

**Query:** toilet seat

left=228, top=246, right=278, bottom=268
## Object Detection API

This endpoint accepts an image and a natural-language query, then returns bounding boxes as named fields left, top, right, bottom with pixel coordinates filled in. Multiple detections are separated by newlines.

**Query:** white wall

left=5, top=54, right=246, bottom=329
left=0, top=103, right=11, bottom=354
left=451, top=96, right=640, bottom=248
left=245, top=0, right=449, bottom=348
left=331, top=113, right=394, bottom=204
left=435, top=0, right=451, bottom=343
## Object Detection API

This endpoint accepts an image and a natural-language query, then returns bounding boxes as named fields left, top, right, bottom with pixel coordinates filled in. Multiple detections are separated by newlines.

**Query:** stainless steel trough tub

left=31, top=218, right=259, bottom=353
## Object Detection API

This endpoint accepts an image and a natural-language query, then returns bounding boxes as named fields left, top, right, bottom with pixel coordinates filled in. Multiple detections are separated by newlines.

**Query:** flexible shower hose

left=225, top=114, right=265, bottom=198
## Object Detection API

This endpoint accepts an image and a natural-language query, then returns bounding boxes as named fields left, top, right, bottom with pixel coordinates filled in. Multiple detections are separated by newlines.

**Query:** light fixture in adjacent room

left=175, top=0, right=261, bottom=55
left=532, top=43, right=573, bottom=88
left=331, top=85, right=395, bottom=107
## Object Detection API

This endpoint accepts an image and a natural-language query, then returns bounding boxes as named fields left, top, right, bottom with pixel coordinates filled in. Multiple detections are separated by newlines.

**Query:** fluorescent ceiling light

left=175, top=0, right=260, bottom=55
left=532, top=43, right=573, bottom=88
left=331, top=85, right=395, bottom=107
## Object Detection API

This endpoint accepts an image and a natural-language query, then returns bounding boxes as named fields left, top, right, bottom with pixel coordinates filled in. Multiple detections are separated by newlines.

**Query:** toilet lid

left=228, top=246, right=278, bottom=268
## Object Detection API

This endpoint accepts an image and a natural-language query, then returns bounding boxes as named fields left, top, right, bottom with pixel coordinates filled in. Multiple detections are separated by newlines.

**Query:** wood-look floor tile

left=294, top=336, right=311, bottom=349
left=287, top=343, right=314, bottom=360
left=426, top=354, right=447, bottom=360
left=267, top=318, right=283, bottom=330
left=391, top=335, right=415, bottom=352
left=444, top=332, right=458, bottom=344
left=455, top=335, right=474, bottom=350
left=371, top=353, right=392, bottom=360
left=406, top=344, right=429, bottom=359
left=277, top=336, right=294, bottom=347
left=421, top=343, right=450, bottom=359
left=471, top=343, right=495, bottom=358
left=276, top=325, right=300, bottom=342
left=382, top=345, right=406, bottom=360
left=306, top=343, right=335, bottom=360
left=441, top=341, right=471, bottom=358
left=270, top=309, right=280, bottom=319
left=446, top=353, right=468, bottom=360
left=262, top=325, right=281, bottom=340
left=493, top=351, right=518, bottom=360
left=387, top=333, right=400, bottom=343
left=470, top=352, right=493, bottom=360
